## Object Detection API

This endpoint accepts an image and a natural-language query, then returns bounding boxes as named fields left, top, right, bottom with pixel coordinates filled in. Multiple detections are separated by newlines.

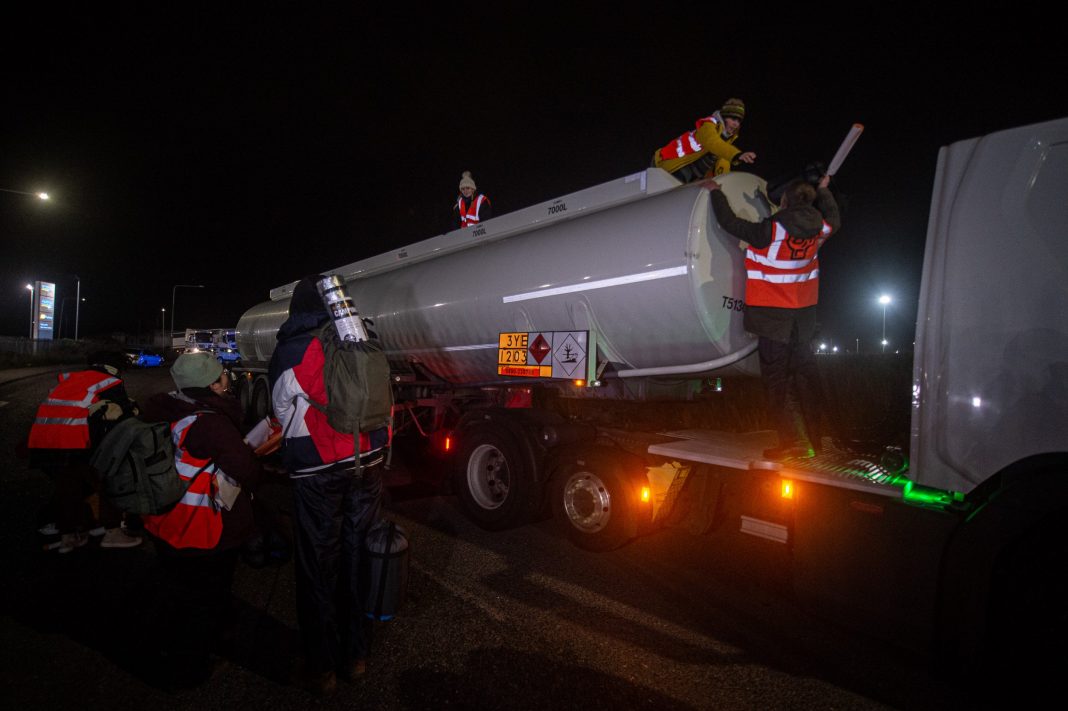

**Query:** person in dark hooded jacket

left=708, top=175, right=841, bottom=460
left=139, top=351, right=262, bottom=687
left=268, top=275, right=389, bottom=693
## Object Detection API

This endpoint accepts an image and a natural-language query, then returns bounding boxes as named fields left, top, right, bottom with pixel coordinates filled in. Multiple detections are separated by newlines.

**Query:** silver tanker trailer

left=236, top=167, right=767, bottom=546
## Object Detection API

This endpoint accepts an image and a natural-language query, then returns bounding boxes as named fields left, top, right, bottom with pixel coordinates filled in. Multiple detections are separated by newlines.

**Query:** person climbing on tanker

left=268, top=275, right=391, bottom=695
left=453, top=170, right=492, bottom=229
left=707, top=174, right=840, bottom=461
left=652, top=98, right=756, bottom=183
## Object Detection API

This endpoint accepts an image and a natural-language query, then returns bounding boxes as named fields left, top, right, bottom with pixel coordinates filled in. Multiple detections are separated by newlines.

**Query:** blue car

left=214, top=347, right=242, bottom=365
left=125, top=348, right=165, bottom=367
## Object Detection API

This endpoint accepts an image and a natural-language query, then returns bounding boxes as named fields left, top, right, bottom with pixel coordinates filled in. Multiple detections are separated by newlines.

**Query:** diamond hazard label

left=553, top=333, right=585, bottom=377
left=529, top=333, right=551, bottom=364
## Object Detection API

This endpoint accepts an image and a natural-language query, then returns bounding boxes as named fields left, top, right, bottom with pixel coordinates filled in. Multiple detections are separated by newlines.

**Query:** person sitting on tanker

left=651, top=98, right=756, bottom=183
left=453, top=170, right=493, bottom=229
left=28, top=350, right=143, bottom=552
left=706, top=175, right=841, bottom=460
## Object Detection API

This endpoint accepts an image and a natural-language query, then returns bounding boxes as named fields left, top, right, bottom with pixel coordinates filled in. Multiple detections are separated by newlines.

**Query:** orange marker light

left=781, top=479, right=794, bottom=500
left=444, top=435, right=452, bottom=452
left=573, top=379, right=586, bottom=388
left=640, top=486, right=651, bottom=503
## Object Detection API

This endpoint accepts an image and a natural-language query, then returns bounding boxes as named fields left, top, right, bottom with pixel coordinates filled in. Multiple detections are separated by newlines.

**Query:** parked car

left=124, top=348, right=165, bottom=367
left=214, top=347, right=242, bottom=365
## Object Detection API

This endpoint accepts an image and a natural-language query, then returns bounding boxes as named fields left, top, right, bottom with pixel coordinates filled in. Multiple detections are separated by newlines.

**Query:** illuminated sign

left=35, top=281, right=55, bottom=340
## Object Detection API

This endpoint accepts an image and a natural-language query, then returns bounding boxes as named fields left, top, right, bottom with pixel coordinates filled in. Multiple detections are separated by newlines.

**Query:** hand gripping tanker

left=235, top=118, right=1068, bottom=691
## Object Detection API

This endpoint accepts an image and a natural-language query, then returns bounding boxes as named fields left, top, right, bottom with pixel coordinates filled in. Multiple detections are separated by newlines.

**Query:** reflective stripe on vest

left=458, top=194, right=488, bottom=228
left=142, top=413, right=225, bottom=550
left=658, top=115, right=719, bottom=161
left=744, top=220, right=832, bottom=309
left=27, top=371, right=121, bottom=449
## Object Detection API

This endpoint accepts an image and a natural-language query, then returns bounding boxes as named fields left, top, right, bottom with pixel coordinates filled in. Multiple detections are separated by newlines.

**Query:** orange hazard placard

left=497, top=364, right=552, bottom=378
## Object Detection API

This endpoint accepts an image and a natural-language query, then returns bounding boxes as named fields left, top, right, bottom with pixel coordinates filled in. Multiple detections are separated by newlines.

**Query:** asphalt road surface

left=1, top=365, right=964, bottom=710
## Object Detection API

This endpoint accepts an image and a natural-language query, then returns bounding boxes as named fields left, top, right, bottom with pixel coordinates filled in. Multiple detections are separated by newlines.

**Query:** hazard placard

left=497, top=331, right=589, bottom=379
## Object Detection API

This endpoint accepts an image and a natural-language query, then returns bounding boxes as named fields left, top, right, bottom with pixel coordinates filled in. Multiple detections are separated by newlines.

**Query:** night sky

left=2, top=9, right=1064, bottom=353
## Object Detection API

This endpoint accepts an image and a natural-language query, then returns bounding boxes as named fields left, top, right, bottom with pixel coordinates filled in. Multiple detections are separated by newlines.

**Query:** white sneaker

left=100, top=527, right=142, bottom=549
left=58, top=532, right=89, bottom=553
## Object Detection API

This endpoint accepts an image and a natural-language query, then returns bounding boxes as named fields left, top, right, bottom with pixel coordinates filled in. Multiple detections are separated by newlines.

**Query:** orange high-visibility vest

left=143, top=413, right=230, bottom=550
left=744, top=219, right=833, bottom=309
left=28, top=371, right=122, bottom=450
left=458, top=194, right=489, bottom=228
left=657, top=115, right=721, bottom=161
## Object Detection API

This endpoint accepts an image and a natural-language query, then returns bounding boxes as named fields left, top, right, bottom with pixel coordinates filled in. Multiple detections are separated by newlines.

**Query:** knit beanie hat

left=458, top=171, right=477, bottom=191
left=289, top=274, right=328, bottom=317
left=720, top=98, right=746, bottom=121
left=171, top=351, right=224, bottom=390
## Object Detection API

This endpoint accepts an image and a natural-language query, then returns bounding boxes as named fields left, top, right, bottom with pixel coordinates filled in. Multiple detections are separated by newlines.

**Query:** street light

left=171, top=284, right=206, bottom=337
left=1, top=188, right=50, bottom=201
left=878, top=294, right=892, bottom=353
left=25, top=284, right=34, bottom=338
left=161, top=308, right=166, bottom=340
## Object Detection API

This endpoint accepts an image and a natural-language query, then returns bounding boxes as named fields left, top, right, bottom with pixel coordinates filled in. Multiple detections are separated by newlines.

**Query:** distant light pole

left=25, top=284, right=34, bottom=338
left=161, top=308, right=166, bottom=342
left=73, top=275, right=81, bottom=340
left=171, top=284, right=206, bottom=337
left=878, top=294, right=892, bottom=353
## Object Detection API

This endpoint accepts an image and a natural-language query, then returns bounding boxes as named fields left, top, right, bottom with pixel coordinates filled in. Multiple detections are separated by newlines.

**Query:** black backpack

left=89, top=417, right=195, bottom=515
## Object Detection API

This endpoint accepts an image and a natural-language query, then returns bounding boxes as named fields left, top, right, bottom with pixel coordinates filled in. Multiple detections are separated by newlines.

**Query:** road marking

left=526, top=571, right=742, bottom=655
left=411, top=559, right=508, bottom=622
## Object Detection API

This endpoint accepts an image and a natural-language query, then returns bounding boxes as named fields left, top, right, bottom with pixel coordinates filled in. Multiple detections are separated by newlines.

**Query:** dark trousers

left=151, top=543, right=239, bottom=680
left=292, top=462, right=382, bottom=672
left=43, top=463, right=121, bottom=532
left=758, top=330, right=824, bottom=449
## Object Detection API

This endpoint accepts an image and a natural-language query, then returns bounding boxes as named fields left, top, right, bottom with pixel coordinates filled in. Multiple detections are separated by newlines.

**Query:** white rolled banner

left=827, top=123, right=864, bottom=176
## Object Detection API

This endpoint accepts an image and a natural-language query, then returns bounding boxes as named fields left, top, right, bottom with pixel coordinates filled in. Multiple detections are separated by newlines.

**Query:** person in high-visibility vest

left=139, top=351, right=262, bottom=688
left=652, top=98, right=756, bottom=183
left=707, top=174, right=841, bottom=460
left=28, top=350, right=143, bottom=552
left=454, top=170, right=493, bottom=229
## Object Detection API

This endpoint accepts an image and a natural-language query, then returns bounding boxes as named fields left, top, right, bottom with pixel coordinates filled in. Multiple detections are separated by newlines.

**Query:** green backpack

left=310, top=323, right=394, bottom=436
left=90, top=417, right=192, bottom=515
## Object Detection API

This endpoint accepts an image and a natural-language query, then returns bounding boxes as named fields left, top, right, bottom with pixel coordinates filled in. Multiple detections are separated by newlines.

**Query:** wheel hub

left=562, top=471, right=611, bottom=532
left=467, top=444, right=510, bottom=510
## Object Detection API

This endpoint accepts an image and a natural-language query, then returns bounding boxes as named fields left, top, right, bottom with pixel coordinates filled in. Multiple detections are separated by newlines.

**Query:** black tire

left=979, top=512, right=1068, bottom=700
left=454, top=423, right=539, bottom=530
left=250, top=378, right=271, bottom=423
left=551, top=455, right=636, bottom=552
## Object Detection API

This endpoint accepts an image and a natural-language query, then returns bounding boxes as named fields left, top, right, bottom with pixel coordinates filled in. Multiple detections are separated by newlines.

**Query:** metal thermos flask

left=316, top=274, right=368, bottom=342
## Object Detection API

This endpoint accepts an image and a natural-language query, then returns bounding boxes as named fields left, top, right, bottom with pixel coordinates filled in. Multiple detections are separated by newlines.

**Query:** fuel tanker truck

left=234, top=118, right=1067, bottom=684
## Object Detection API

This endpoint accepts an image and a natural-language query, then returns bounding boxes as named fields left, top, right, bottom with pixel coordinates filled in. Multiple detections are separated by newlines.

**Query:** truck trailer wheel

left=250, top=378, right=272, bottom=423
left=551, top=457, right=635, bottom=552
left=455, top=424, right=539, bottom=530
